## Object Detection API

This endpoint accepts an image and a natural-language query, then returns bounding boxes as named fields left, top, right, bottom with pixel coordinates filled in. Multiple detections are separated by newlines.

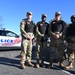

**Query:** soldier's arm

left=66, top=26, right=75, bottom=42
left=36, top=23, right=44, bottom=36
left=20, top=20, right=29, bottom=38
left=48, top=24, right=55, bottom=37
left=59, top=21, right=66, bottom=37
left=65, top=27, right=71, bottom=42
left=33, top=23, right=36, bottom=37
left=45, top=23, right=49, bottom=36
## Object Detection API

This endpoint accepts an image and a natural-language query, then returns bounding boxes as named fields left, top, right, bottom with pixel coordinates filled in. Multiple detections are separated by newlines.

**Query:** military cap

left=27, top=12, right=32, bottom=15
left=71, top=15, right=75, bottom=22
left=71, top=15, right=75, bottom=19
left=42, top=14, right=47, bottom=17
left=55, top=12, right=61, bottom=15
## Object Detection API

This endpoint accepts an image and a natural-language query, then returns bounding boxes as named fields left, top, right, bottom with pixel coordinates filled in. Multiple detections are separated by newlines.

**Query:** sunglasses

left=55, top=14, right=61, bottom=16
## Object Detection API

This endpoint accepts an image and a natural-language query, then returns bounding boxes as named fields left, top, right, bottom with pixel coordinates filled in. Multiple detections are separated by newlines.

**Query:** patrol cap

left=27, top=12, right=32, bottom=15
left=55, top=12, right=61, bottom=16
left=42, top=14, right=47, bottom=18
left=71, top=15, right=75, bottom=22
left=71, top=15, right=75, bottom=19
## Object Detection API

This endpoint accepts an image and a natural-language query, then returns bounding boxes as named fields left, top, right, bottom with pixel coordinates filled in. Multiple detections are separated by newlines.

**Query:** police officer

left=48, top=12, right=66, bottom=68
left=65, top=15, right=75, bottom=69
left=20, top=12, right=35, bottom=69
left=36, top=14, right=49, bottom=68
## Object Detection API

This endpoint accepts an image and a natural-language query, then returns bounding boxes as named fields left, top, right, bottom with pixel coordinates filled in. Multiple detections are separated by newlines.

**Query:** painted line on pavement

left=44, top=61, right=74, bottom=75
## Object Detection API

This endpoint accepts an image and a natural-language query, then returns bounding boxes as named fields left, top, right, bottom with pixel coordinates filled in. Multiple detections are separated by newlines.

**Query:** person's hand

left=41, top=34, right=44, bottom=37
left=54, top=34, right=60, bottom=39
left=29, top=35, right=33, bottom=41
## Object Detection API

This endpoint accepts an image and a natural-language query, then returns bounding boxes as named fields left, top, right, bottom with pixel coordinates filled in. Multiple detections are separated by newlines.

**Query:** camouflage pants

left=50, top=39, right=65, bottom=62
left=67, top=43, right=75, bottom=63
left=36, top=40, right=47, bottom=60
left=20, top=39, right=32, bottom=64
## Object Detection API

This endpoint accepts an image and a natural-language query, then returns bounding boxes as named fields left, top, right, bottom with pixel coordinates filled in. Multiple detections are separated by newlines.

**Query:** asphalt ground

left=0, top=48, right=75, bottom=75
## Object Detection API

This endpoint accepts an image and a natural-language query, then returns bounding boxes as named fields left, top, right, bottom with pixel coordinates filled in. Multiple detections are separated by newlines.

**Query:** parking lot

left=0, top=49, right=75, bottom=75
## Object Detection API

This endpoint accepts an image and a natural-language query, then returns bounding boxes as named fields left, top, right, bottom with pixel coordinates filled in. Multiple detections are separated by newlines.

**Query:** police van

left=0, top=28, right=21, bottom=50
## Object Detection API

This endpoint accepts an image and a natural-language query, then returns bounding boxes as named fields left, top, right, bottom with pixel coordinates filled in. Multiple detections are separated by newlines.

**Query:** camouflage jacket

left=20, top=19, right=34, bottom=39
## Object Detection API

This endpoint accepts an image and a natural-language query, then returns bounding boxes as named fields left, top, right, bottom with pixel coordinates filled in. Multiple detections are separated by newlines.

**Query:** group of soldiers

left=20, top=11, right=75, bottom=69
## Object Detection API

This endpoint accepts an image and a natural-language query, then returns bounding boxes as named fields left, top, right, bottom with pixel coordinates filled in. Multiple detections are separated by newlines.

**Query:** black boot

left=41, top=60, right=45, bottom=67
left=49, top=61, right=53, bottom=68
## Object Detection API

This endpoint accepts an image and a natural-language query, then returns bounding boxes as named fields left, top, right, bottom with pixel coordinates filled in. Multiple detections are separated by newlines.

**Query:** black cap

left=71, top=15, right=75, bottom=22
left=71, top=15, right=75, bottom=19
left=42, top=14, right=47, bottom=18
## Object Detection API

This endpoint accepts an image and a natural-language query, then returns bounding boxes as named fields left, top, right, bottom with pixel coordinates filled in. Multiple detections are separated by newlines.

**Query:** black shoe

left=41, top=60, right=45, bottom=68
left=49, top=62, right=53, bottom=69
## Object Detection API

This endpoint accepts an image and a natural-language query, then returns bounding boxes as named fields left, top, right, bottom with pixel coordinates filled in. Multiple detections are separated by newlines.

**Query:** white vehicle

left=0, top=29, right=21, bottom=50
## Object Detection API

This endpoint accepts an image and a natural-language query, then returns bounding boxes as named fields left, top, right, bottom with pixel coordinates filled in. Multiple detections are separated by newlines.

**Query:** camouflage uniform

left=36, top=28, right=47, bottom=60
left=48, top=12, right=66, bottom=68
left=67, top=43, right=75, bottom=63
left=36, top=14, right=49, bottom=68
left=49, top=32, right=65, bottom=62
left=65, top=16, right=75, bottom=69
left=20, top=13, right=35, bottom=69
left=20, top=33, right=34, bottom=63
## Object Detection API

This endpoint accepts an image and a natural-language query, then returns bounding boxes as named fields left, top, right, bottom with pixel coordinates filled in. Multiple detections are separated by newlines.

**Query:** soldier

left=36, top=14, right=49, bottom=68
left=65, top=15, right=75, bottom=69
left=20, top=12, right=35, bottom=69
left=48, top=12, right=66, bottom=68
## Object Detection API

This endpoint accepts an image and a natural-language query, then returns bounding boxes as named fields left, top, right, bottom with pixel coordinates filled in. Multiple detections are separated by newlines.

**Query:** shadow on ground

left=0, top=57, right=20, bottom=68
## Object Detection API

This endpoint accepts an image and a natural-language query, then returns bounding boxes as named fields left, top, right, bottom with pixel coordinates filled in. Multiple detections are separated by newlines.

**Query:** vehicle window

left=0, top=30, right=6, bottom=36
left=6, top=31, right=19, bottom=38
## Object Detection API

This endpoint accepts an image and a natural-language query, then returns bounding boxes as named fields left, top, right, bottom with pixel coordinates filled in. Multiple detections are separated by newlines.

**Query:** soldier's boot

left=65, top=62, right=73, bottom=69
left=49, top=61, right=53, bottom=69
left=41, top=60, right=45, bottom=68
left=27, top=61, right=34, bottom=67
left=59, top=61, right=65, bottom=68
left=20, top=63, right=26, bottom=69
left=36, top=59, right=40, bottom=68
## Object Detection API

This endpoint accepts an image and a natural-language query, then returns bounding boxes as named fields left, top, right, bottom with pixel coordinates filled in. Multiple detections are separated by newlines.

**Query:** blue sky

left=0, top=0, right=75, bottom=34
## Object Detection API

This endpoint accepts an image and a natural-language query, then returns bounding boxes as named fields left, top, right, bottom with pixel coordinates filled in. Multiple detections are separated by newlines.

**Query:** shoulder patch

left=52, top=21, right=56, bottom=24
left=40, top=23, right=43, bottom=26
left=27, top=21, right=30, bottom=24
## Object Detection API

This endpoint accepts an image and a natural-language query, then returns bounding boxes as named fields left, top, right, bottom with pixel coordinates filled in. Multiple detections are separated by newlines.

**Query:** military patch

left=40, top=23, right=43, bottom=26
left=27, top=21, right=30, bottom=24
left=52, top=22, right=56, bottom=24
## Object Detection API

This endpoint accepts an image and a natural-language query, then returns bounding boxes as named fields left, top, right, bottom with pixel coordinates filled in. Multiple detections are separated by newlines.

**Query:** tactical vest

left=23, top=19, right=35, bottom=33
left=51, top=20, right=64, bottom=33
left=38, top=21, right=48, bottom=34
left=66, top=23, right=75, bottom=36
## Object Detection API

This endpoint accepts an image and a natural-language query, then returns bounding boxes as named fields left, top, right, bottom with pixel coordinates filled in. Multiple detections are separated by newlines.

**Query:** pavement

left=0, top=48, right=75, bottom=75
